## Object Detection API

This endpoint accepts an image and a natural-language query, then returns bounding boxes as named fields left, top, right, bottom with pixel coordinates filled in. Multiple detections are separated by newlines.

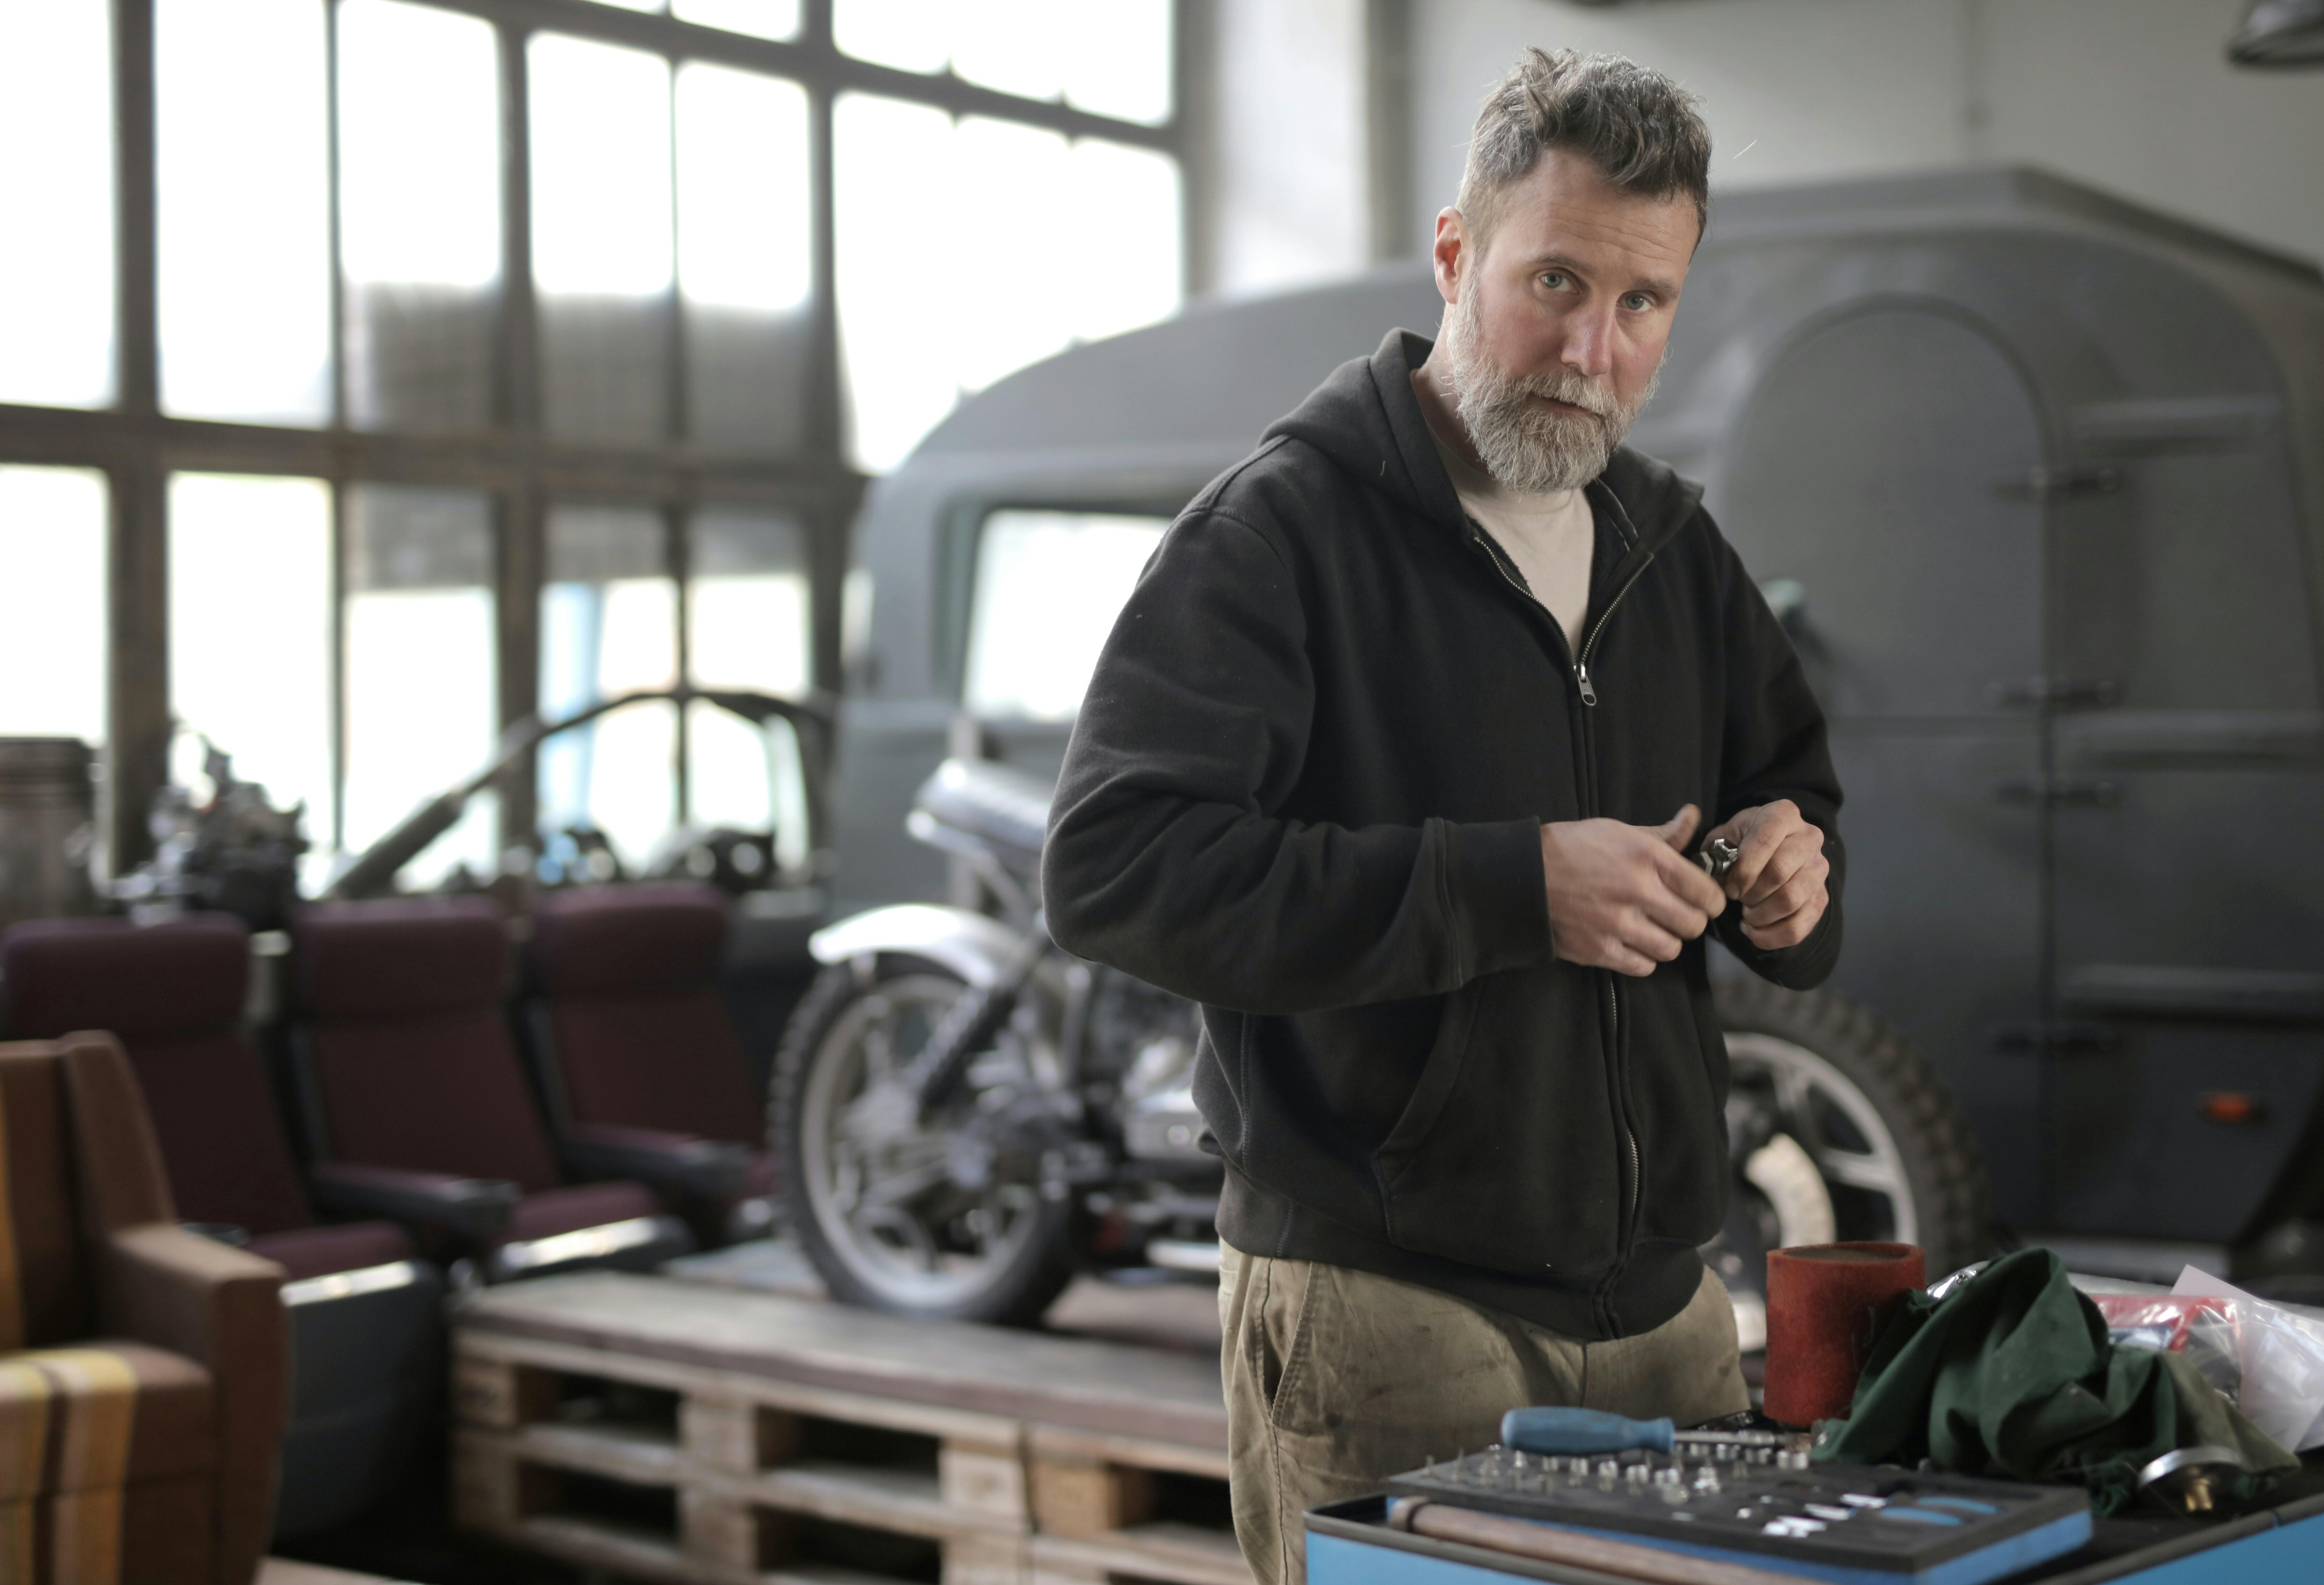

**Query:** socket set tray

left=1385, top=1446, right=2093, bottom=1580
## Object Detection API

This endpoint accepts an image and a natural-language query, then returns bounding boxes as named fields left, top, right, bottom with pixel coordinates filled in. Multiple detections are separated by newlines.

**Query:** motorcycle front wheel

left=771, top=958, right=1077, bottom=1326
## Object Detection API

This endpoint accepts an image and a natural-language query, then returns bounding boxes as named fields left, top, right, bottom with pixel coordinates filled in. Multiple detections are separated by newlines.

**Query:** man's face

left=1434, top=147, right=1698, bottom=491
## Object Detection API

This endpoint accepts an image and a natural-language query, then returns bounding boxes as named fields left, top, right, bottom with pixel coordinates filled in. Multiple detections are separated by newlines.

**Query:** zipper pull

left=1575, top=662, right=1598, bottom=707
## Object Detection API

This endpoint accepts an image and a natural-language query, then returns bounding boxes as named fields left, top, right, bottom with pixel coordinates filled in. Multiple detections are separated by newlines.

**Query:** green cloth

left=1811, top=1248, right=2296, bottom=1515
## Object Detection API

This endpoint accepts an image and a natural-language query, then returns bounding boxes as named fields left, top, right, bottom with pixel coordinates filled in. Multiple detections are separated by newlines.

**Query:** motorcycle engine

left=1084, top=972, right=1211, bottom=1162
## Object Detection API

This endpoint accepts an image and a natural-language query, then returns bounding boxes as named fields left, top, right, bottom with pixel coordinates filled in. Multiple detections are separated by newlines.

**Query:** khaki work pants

left=1216, top=1247, right=1749, bottom=1585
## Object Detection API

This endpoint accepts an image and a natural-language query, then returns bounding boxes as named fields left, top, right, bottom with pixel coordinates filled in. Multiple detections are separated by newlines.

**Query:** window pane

left=168, top=475, right=334, bottom=863
left=1064, top=0, right=1171, bottom=125
left=344, top=486, right=497, bottom=888
left=1067, top=139, right=1182, bottom=342
left=835, top=94, right=956, bottom=471
left=157, top=0, right=332, bottom=424
left=338, top=0, right=500, bottom=432
left=834, top=0, right=1169, bottom=124
left=672, top=0, right=798, bottom=40
left=684, top=700, right=811, bottom=875
left=685, top=701, right=771, bottom=829
left=0, top=0, right=114, bottom=408
left=677, top=64, right=813, bottom=455
left=837, top=99, right=1184, bottom=471
left=687, top=508, right=809, bottom=870
left=949, top=0, right=1067, bottom=102
left=0, top=467, right=108, bottom=744
left=539, top=506, right=676, bottom=868
left=531, top=34, right=672, bottom=445
left=688, top=509, right=811, bottom=694
left=963, top=511, right=1165, bottom=721
left=833, top=0, right=947, bottom=73
left=951, top=118, right=1072, bottom=392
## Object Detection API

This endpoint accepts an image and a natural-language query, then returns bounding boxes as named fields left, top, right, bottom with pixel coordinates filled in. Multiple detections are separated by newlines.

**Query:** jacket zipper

left=1578, top=552, right=1656, bottom=1269
left=1473, top=525, right=1651, bottom=713
left=1469, top=521, right=1658, bottom=1326
left=1573, top=556, right=1653, bottom=710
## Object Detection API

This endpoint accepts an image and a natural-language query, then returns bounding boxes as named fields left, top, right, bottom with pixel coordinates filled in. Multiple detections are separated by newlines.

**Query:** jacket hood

left=1264, top=329, right=1708, bottom=554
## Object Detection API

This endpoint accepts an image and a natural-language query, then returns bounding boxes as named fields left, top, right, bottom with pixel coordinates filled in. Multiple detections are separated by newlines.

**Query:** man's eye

left=1541, top=272, right=1570, bottom=290
left=1622, top=293, right=1653, bottom=311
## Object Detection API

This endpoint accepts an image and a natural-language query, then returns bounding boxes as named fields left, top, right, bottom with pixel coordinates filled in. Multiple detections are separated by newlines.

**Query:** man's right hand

left=1539, top=805, right=1727, bottom=976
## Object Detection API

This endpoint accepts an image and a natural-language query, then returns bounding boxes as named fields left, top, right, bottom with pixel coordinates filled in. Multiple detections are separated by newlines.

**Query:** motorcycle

left=777, top=755, right=1988, bottom=1340
left=771, top=756, right=1219, bottom=1325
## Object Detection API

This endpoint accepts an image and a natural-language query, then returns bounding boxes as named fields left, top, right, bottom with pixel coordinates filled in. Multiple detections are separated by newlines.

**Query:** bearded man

left=1042, top=47, right=1842, bottom=1585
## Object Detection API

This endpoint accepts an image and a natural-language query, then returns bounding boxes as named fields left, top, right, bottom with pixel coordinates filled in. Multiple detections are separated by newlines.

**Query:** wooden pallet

left=1025, top=1427, right=1247, bottom=1585
left=451, top=1272, right=1247, bottom=1585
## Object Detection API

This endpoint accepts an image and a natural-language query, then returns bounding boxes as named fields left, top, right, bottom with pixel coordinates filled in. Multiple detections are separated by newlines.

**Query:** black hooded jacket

left=1042, top=330, right=1844, bottom=1339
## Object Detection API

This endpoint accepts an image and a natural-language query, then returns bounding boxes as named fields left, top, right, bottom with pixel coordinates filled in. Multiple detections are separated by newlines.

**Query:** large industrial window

left=0, top=0, right=1189, bottom=888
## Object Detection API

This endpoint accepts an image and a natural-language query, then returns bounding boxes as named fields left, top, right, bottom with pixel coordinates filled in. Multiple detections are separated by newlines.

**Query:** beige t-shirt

left=1422, top=424, right=1594, bottom=656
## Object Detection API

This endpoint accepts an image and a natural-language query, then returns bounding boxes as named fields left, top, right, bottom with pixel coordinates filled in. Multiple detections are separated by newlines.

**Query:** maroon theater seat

left=523, top=883, right=770, bottom=1240
left=0, top=912, right=446, bottom=1538
left=289, top=895, right=695, bottom=1282
left=0, top=914, right=414, bottom=1278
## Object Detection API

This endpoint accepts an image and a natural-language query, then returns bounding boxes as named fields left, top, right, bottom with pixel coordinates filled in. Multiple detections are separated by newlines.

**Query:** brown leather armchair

left=0, top=1031, right=287, bottom=1584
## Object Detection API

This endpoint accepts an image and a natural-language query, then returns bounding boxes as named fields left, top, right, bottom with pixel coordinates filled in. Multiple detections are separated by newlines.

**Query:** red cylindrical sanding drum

left=1762, top=1241, right=1925, bottom=1427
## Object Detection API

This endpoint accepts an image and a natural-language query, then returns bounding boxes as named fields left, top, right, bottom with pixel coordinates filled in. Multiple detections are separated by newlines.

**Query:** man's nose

left=1557, top=305, right=1619, bottom=380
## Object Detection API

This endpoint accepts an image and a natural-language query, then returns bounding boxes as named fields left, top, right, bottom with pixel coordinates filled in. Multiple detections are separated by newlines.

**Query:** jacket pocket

left=1372, top=980, right=1484, bottom=1193
left=1370, top=971, right=1623, bottom=1277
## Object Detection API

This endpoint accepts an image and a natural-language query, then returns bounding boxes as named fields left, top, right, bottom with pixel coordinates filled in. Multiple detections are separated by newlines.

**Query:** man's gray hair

left=1455, top=48, right=1711, bottom=247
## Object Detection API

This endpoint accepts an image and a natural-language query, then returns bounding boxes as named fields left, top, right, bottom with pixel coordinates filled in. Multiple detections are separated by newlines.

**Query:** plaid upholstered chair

left=520, top=883, right=771, bottom=1243
left=0, top=1031, right=287, bottom=1584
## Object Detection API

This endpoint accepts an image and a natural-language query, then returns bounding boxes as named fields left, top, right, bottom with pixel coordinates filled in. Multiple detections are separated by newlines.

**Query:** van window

left=963, top=510, right=1167, bottom=721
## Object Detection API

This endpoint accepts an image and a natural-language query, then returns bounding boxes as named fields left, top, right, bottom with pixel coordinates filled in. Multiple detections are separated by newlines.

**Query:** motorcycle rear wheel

left=771, top=959, right=1077, bottom=1327
left=1710, top=977, right=1993, bottom=1346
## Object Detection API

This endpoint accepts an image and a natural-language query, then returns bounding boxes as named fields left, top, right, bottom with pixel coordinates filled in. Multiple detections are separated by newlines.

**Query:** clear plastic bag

left=2089, top=1293, right=2242, bottom=1399
left=2172, top=1267, right=2324, bottom=1452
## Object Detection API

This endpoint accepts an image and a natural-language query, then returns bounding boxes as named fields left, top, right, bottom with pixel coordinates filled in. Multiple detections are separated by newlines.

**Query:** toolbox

left=1307, top=1449, right=2324, bottom=1585
left=1386, top=1447, right=2086, bottom=1584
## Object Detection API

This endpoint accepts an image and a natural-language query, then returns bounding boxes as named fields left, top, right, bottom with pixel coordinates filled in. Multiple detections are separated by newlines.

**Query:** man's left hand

left=1705, top=799, right=1828, bottom=950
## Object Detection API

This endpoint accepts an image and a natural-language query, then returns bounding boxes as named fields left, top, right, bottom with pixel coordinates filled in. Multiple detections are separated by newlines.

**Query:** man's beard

left=1442, top=286, right=1660, bottom=493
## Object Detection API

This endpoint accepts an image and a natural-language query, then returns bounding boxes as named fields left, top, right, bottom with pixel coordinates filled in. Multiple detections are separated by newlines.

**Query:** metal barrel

left=0, top=737, right=100, bottom=928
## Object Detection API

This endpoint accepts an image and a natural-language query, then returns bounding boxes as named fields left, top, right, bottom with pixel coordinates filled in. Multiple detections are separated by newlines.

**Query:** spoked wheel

left=1709, top=978, right=1992, bottom=1350
left=772, top=960, right=1075, bottom=1326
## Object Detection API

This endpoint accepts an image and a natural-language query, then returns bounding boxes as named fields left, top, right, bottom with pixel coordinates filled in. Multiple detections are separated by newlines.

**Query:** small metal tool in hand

left=1698, top=837, right=1740, bottom=882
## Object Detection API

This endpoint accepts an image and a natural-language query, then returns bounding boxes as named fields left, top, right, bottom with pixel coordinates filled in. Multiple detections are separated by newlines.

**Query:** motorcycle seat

left=912, top=757, right=1052, bottom=871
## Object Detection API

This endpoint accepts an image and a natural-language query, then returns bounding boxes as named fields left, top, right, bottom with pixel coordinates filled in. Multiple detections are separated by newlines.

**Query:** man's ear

left=1432, top=208, right=1466, bottom=307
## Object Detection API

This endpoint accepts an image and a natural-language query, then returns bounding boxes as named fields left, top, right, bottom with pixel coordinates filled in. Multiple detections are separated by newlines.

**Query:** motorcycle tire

left=1716, top=976, right=1993, bottom=1282
left=771, top=958, right=1077, bottom=1328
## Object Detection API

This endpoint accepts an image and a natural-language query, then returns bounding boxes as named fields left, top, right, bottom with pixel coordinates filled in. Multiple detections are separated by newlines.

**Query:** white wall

left=1980, top=0, right=2324, bottom=265
left=1408, top=0, right=2324, bottom=267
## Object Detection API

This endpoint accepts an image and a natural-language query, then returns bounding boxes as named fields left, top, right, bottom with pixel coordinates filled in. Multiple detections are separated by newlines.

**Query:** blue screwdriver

left=1501, top=1407, right=1785, bottom=1456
